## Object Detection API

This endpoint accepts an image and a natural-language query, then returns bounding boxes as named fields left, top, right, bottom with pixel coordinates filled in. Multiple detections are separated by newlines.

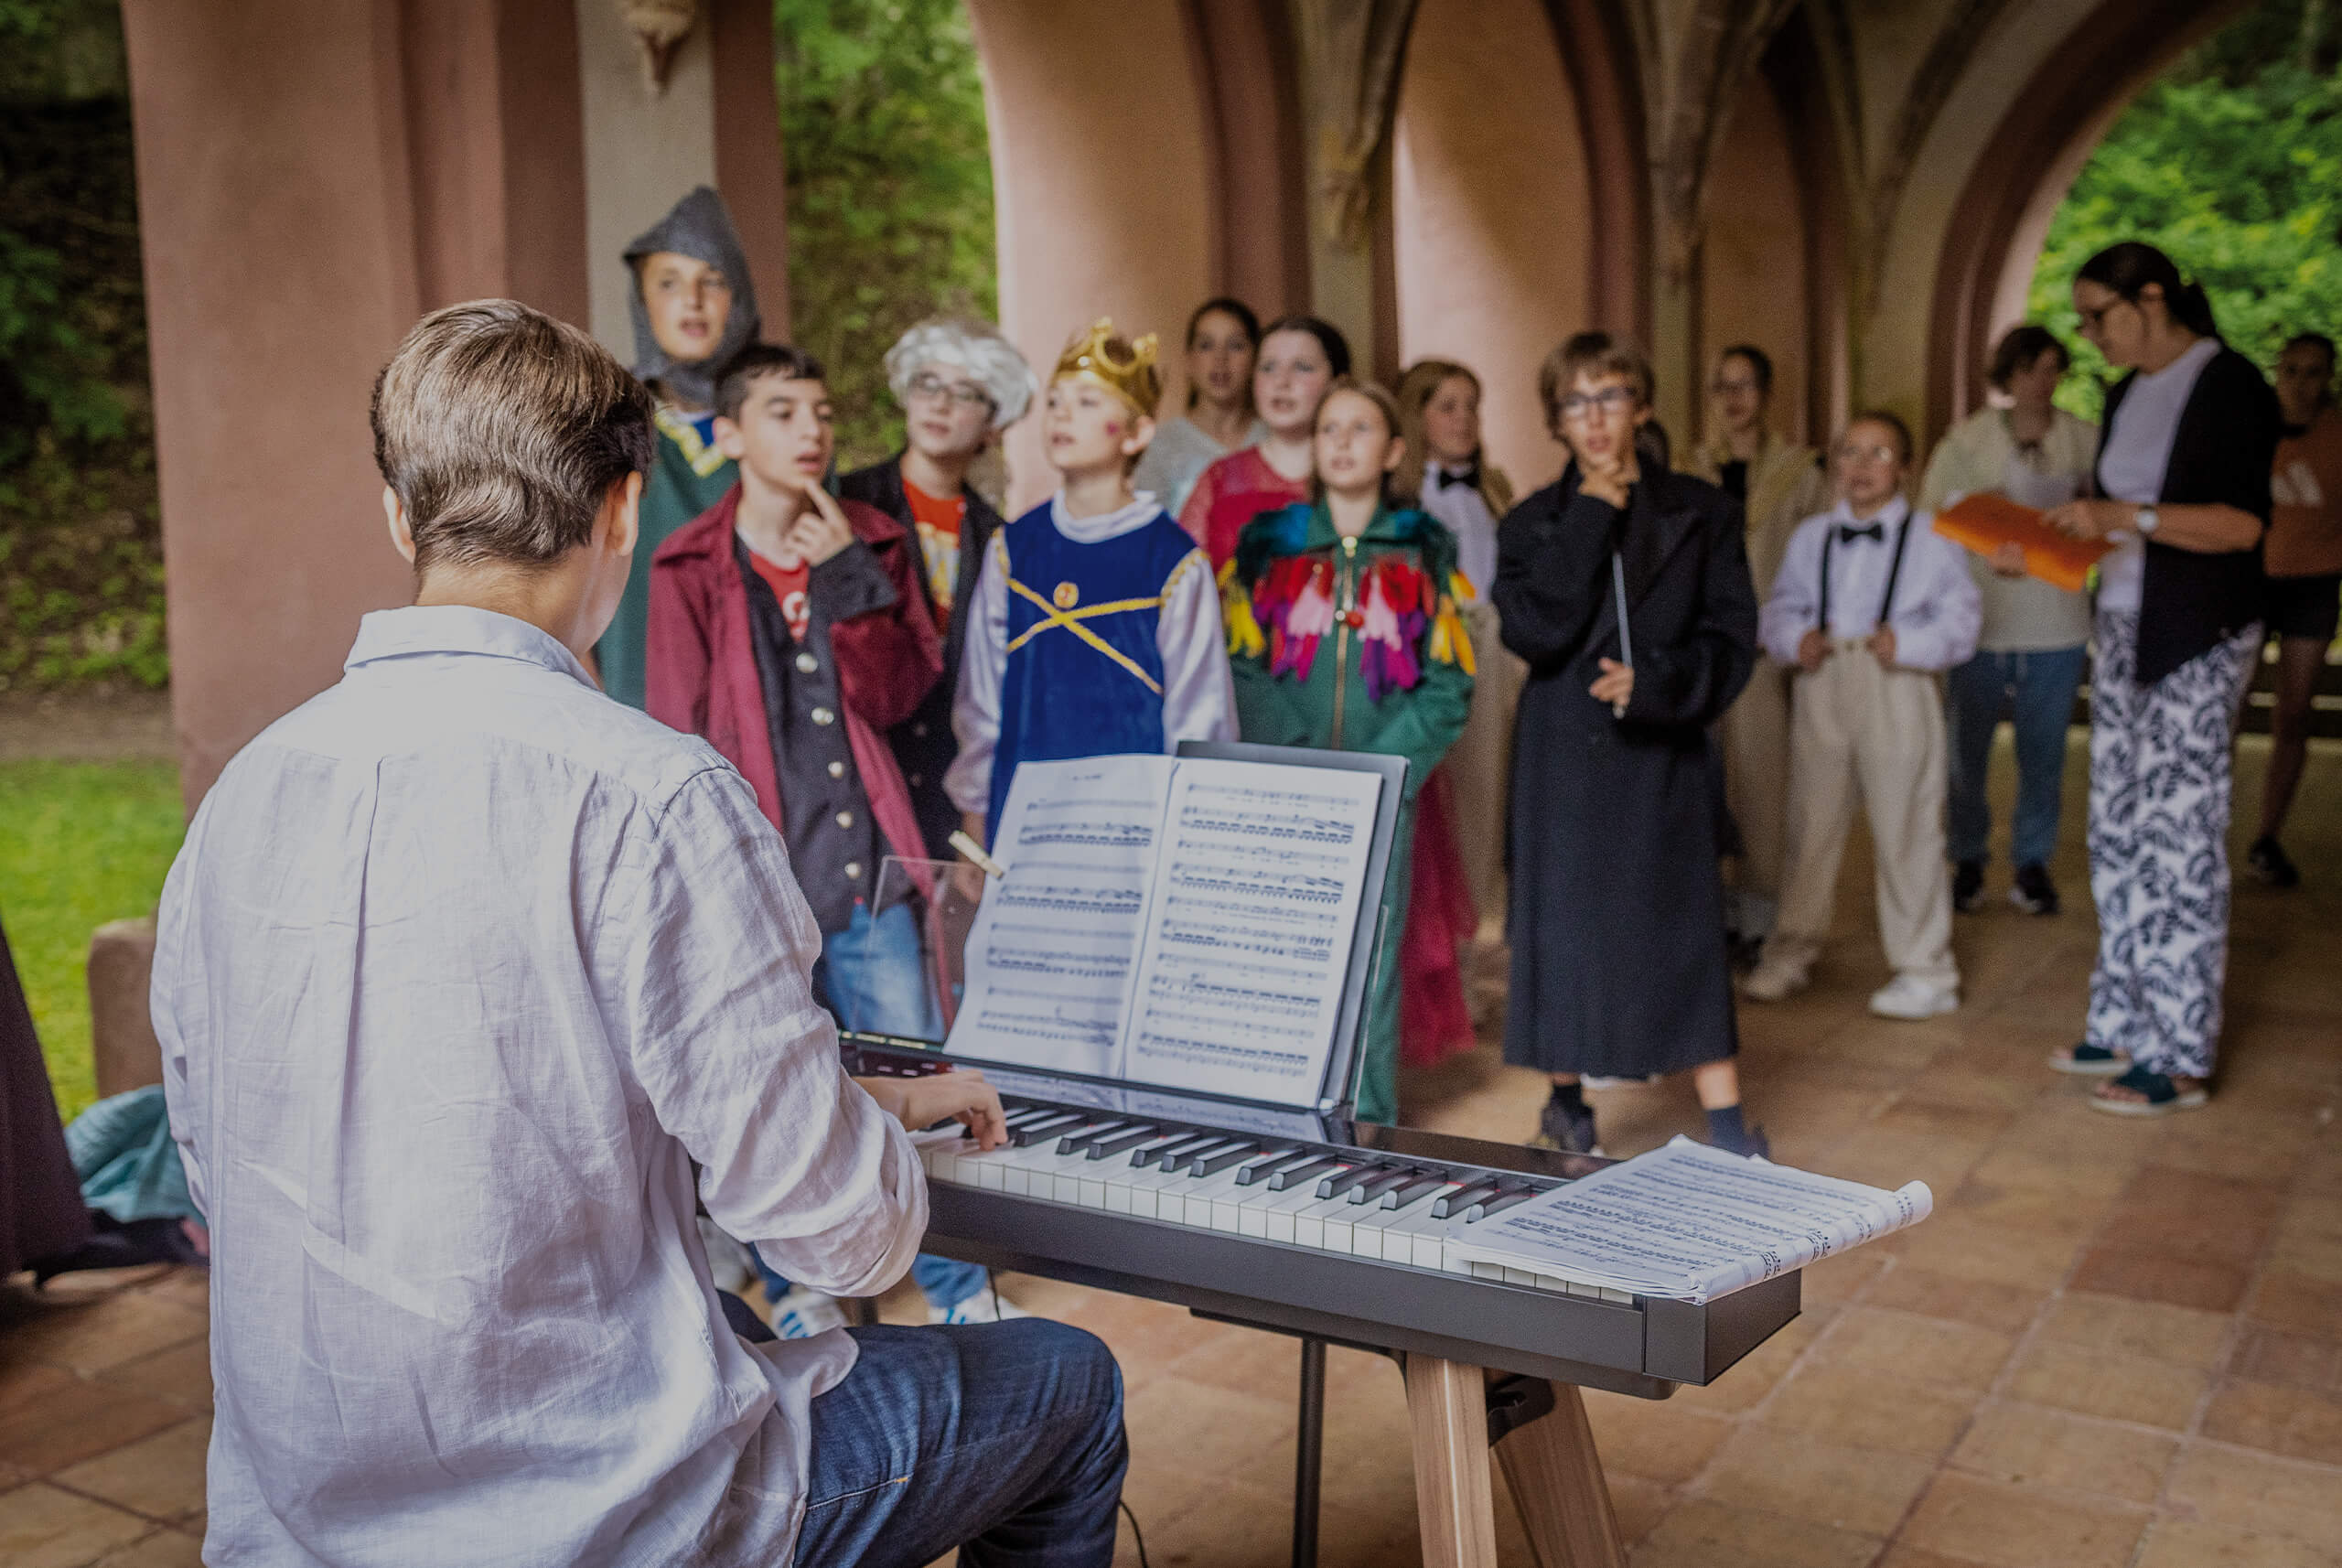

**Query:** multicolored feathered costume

left=1222, top=501, right=1475, bottom=1123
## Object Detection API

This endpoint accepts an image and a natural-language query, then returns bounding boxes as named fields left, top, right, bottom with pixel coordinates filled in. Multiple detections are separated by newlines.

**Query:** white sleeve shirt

left=1758, top=497, right=1982, bottom=671
left=945, top=495, right=1236, bottom=817
left=155, top=605, right=924, bottom=1568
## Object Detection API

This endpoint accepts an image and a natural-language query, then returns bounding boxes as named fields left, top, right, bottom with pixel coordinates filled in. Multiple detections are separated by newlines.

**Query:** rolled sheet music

left=1442, top=1136, right=1931, bottom=1303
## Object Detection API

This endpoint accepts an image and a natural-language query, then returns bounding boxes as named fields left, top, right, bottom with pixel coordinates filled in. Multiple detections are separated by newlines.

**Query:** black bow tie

left=1837, top=522, right=1885, bottom=544
left=1436, top=464, right=1481, bottom=491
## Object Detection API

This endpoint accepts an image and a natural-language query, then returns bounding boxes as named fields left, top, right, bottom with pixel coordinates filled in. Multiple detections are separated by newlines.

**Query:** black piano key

left=1185, top=1142, right=1262, bottom=1179
left=1133, top=1133, right=1218, bottom=1170
left=1056, top=1120, right=1134, bottom=1155
left=1234, top=1148, right=1314, bottom=1187
left=1380, top=1176, right=1449, bottom=1211
left=1006, top=1112, right=1084, bottom=1147
left=1317, top=1162, right=1398, bottom=1201
left=1348, top=1167, right=1419, bottom=1205
left=1433, top=1178, right=1505, bottom=1219
left=1464, top=1187, right=1543, bottom=1221
left=1160, top=1137, right=1245, bottom=1176
left=1268, top=1155, right=1343, bottom=1191
left=1085, top=1125, right=1166, bottom=1160
left=1001, top=1106, right=1059, bottom=1129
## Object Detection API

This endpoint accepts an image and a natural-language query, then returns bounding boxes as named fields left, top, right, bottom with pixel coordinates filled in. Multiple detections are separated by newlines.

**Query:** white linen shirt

left=155, top=606, right=925, bottom=1568
left=1758, top=497, right=1982, bottom=672
left=945, top=492, right=1237, bottom=814
left=1417, top=465, right=1499, bottom=598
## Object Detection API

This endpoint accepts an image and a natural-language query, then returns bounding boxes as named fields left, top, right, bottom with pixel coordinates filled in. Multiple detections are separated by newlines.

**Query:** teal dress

left=597, top=407, right=736, bottom=710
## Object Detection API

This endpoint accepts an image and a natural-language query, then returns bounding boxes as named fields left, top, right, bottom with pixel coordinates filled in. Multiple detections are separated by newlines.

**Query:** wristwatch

left=2134, top=504, right=2160, bottom=538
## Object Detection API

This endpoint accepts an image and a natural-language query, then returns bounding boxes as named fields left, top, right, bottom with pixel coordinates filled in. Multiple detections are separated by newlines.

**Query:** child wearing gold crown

left=946, top=321, right=1238, bottom=844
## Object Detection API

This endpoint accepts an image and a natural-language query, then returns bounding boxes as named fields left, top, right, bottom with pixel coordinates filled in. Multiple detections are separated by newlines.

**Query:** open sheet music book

left=945, top=754, right=1384, bottom=1109
left=1444, top=1137, right=1933, bottom=1303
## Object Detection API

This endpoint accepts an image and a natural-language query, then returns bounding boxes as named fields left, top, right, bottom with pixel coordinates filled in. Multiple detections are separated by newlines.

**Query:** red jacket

left=646, top=486, right=942, bottom=886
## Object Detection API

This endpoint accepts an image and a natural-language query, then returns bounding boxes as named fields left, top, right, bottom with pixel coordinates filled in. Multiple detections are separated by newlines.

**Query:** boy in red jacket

left=650, top=345, right=1020, bottom=1329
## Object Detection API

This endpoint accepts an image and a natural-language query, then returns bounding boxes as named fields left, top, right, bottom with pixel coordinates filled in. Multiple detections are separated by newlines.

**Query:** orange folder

left=1931, top=493, right=2111, bottom=593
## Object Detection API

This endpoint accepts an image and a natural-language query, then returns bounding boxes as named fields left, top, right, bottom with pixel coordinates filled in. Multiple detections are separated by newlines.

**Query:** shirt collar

left=1829, top=494, right=1910, bottom=532
left=344, top=606, right=596, bottom=689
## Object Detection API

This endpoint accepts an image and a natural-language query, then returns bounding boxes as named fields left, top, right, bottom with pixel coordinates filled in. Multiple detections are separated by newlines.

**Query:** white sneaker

left=1868, top=973, right=1959, bottom=1020
left=928, top=1286, right=1032, bottom=1326
left=771, top=1287, right=850, bottom=1340
left=1738, top=960, right=1809, bottom=1003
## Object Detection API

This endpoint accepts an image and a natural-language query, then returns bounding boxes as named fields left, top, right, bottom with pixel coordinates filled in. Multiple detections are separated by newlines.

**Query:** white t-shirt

left=1418, top=463, right=1499, bottom=596
left=2094, top=337, right=2220, bottom=613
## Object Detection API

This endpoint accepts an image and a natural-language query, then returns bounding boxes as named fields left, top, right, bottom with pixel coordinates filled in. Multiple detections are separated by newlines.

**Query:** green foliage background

left=2028, top=0, right=2342, bottom=420
left=774, top=0, right=998, bottom=472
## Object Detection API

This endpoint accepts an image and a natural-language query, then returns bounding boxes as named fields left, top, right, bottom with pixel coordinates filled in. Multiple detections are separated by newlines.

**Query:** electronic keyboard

left=846, top=1035, right=1799, bottom=1400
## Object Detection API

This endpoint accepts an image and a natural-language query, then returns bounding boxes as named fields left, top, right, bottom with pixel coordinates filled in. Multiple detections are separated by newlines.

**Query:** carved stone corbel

left=619, top=0, right=696, bottom=94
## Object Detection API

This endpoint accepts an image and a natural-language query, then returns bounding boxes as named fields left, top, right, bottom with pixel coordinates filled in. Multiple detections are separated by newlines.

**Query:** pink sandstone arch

left=1391, top=0, right=1595, bottom=496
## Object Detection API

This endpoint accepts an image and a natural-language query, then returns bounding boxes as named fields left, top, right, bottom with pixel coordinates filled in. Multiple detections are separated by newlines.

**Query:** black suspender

left=1813, top=513, right=1914, bottom=635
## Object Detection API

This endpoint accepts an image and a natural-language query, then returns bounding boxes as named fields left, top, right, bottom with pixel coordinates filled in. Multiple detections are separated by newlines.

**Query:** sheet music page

left=943, top=756, right=1176, bottom=1077
left=1444, top=1137, right=1933, bottom=1303
left=1122, top=758, right=1383, bottom=1106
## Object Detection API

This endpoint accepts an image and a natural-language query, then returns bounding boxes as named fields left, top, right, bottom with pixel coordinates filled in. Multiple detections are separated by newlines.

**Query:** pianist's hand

left=855, top=1069, right=1009, bottom=1149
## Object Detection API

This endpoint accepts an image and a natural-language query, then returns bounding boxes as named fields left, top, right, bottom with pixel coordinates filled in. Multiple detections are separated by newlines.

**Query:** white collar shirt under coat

left=152, top=604, right=925, bottom=1567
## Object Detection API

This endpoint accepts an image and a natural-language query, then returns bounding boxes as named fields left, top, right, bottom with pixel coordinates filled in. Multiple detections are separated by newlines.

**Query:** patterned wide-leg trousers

left=2084, top=610, right=2260, bottom=1079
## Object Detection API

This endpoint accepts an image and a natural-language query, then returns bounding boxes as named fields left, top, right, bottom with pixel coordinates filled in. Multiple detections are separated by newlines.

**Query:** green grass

left=0, top=757, right=185, bottom=1120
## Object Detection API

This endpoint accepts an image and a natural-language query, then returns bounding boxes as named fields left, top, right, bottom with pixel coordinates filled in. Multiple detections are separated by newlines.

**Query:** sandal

left=2048, top=1042, right=2129, bottom=1076
left=2089, top=1066, right=2209, bottom=1116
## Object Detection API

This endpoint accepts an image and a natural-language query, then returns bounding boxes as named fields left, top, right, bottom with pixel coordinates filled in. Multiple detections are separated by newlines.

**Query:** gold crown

left=1053, top=318, right=1162, bottom=417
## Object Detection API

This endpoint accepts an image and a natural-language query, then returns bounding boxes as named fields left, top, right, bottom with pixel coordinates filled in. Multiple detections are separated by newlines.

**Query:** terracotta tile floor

left=6, top=735, right=2339, bottom=1566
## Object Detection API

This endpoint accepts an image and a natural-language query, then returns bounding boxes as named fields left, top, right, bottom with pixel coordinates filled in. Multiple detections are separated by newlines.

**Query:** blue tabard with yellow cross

left=989, top=500, right=1201, bottom=837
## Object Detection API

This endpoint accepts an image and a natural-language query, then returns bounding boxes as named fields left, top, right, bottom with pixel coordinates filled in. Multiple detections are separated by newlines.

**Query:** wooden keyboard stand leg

left=1404, top=1355, right=1498, bottom=1568
left=1492, top=1380, right=1624, bottom=1568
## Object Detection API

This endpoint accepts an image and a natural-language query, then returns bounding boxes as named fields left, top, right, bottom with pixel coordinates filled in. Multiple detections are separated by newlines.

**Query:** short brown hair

left=1842, top=409, right=1916, bottom=466
left=1987, top=325, right=2069, bottom=391
left=1538, top=332, right=1656, bottom=429
left=371, top=299, right=655, bottom=575
left=716, top=343, right=827, bottom=422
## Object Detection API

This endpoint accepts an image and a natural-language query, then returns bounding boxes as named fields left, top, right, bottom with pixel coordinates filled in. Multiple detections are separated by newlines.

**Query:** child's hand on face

left=781, top=485, right=856, bottom=568
left=1797, top=628, right=1831, bottom=672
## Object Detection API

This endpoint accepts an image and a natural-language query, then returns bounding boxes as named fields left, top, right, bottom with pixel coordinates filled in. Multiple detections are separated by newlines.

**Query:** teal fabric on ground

left=65, top=1084, right=196, bottom=1223
left=1351, top=800, right=1416, bottom=1126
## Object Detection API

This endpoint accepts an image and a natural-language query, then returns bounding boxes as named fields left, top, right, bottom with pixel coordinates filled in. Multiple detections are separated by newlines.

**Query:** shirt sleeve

left=1885, top=524, right=1984, bottom=671
left=1157, top=549, right=1238, bottom=746
left=945, top=531, right=1012, bottom=817
left=624, top=768, right=925, bottom=1297
left=1759, top=518, right=1827, bottom=665
left=152, top=807, right=212, bottom=1223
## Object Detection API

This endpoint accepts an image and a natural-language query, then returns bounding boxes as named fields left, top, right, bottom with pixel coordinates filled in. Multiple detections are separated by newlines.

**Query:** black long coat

left=1491, top=465, right=1758, bottom=1077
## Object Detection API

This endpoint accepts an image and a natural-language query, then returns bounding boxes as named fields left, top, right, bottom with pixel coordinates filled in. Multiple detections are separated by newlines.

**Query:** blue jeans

left=815, top=899, right=946, bottom=1041
left=781, top=901, right=983, bottom=1311
left=1947, top=645, right=2086, bottom=869
left=791, top=1322, right=1127, bottom=1568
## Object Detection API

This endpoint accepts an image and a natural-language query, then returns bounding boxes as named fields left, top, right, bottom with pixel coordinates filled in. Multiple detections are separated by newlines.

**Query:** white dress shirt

left=2095, top=335, right=2220, bottom=613
left=1759, top=496, right=1982, bottom=672
left=945, top=492, right=1238, bottom=814
left=1416, top=464, right=1499, bottom=596
left=155, top=606, right=925, bottom=1568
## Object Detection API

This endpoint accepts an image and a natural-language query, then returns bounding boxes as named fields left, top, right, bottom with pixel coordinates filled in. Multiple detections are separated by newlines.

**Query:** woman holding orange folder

left=1918, top=325, right=2098, bottom=919
left=2042, top=242, right=2281, bottom=1116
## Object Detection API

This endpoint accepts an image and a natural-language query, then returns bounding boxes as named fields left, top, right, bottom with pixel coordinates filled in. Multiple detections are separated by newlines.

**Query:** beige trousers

left=1449, top=601, right=1526, bottom=926
left=1722, top=656, right=1795, bottom=904
left=1766, top=643, right=1958, bottom=989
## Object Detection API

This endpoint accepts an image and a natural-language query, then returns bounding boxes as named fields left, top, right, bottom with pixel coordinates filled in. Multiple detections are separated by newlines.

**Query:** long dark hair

left=1183, top=296, right=1261, bottom=412
left=1258, top=315, right=1353, bottom=379
left=2077, top=242, right=2219, bottom=339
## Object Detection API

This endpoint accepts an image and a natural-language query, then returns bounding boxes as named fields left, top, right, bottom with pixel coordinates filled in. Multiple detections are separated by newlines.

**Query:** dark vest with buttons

left=734, top=535, right=884, bottom=935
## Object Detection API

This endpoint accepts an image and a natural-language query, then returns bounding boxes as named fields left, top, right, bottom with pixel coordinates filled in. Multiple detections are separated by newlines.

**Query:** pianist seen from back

left=150, top=299, right=1130, bottom=1568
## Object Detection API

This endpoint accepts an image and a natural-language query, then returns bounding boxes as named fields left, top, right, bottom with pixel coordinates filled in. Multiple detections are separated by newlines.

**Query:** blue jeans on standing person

left=715, top=1305, right=1128, bottom=1568
left=776, top=898, right=986, bottom=1312
left=1947, top=645, right=2088, bottom=868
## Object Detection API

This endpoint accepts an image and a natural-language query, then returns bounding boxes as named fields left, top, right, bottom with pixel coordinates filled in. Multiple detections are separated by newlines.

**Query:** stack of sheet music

left=1442, top=1137, right=1932, bottom=1303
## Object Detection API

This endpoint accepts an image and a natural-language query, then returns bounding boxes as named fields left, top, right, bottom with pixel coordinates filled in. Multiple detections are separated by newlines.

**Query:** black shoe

left=1531, top=1097, right=1598, bottom=1155
left=2009, top=863, right=2059, bottom=915
left=1952, top=860, right=1985, bottom=913
left=2249, top=835, right=2300, bottom=888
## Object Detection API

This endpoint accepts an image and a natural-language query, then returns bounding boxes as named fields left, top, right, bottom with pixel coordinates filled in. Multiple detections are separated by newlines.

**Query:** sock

left=1549, top=1081, right=1587, bottom=1114
left=1706, top=1103, right=1749, bottom=1148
